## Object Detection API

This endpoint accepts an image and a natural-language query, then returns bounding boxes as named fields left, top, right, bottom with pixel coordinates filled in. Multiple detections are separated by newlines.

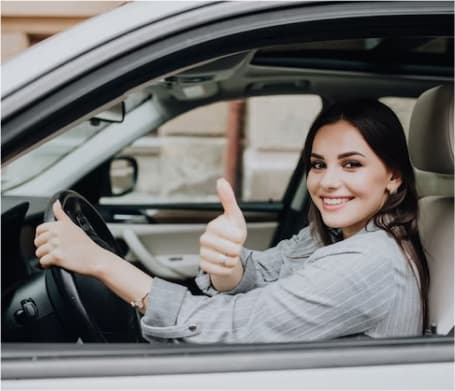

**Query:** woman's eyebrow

left=338, top=151, right=365, bottom=159
left=310, top=152, right=365, bottom=159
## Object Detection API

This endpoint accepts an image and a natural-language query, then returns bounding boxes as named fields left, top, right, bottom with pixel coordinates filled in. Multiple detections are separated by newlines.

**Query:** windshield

left=1, top=91, right=149, bottom=192
left=1, top=120, right=108, bottom=191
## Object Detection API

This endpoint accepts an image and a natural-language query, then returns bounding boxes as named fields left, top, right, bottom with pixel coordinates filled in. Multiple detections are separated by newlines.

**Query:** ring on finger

left=220, top=253, right=229, bottom=267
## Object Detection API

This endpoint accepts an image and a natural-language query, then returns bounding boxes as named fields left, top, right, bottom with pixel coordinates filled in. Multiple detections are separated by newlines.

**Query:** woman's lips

left=320, top=196, right=354, bottom=211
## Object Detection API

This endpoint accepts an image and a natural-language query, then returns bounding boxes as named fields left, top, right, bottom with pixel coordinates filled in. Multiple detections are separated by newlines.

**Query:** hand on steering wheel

left=35, top=200, right=107, bottom=276
left=35, top=190, right=141, bottom=342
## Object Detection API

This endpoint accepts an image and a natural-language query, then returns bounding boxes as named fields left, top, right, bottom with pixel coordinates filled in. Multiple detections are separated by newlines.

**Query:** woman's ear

left=386, top=171, right=403, bottom=195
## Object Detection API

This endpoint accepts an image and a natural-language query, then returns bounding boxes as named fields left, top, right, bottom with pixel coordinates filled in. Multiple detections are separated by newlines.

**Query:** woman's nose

left=319, top=167, right=341, bottom=189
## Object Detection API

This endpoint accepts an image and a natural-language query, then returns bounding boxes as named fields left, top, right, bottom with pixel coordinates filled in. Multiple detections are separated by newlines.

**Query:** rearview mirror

left=91, top=102, right=125, bottom=124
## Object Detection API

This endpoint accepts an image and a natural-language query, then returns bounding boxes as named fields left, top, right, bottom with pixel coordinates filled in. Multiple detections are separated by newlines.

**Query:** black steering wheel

left=44, top=190, right=142, bottom=342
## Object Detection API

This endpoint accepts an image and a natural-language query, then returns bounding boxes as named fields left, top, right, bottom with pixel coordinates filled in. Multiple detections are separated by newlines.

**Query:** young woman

left=34, top=99, right=429, bottom=343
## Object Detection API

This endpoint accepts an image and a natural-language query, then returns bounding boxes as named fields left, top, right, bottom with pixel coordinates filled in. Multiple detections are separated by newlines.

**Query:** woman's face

left=306, top=119, right=401, bottom=238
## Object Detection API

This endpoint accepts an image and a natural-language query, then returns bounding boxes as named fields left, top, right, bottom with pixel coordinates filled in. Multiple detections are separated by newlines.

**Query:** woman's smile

left=307, top=119, right=401, bottom=238
left=320, top=196, right=354, bottom=211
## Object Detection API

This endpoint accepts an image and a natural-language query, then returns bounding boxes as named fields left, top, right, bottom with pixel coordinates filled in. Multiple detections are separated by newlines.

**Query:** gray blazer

left=141, top=223, right=422, bottom=343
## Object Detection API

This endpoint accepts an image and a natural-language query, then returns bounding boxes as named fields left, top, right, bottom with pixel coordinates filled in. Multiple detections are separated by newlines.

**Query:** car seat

left=408, top=84, right=454, bottom=335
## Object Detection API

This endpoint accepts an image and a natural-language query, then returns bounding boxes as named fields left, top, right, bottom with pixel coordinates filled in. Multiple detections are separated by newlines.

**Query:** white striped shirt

left=141, top=223, right=422, bottom=343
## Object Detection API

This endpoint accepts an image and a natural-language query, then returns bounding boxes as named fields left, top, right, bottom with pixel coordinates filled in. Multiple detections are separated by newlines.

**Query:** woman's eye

left=343, top=161, right=362, bottom=169
left=310, top=160, right=325, bottom=169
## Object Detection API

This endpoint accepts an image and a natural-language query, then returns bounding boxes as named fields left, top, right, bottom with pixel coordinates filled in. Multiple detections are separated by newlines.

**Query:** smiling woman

left=33, top=98, right=428, bottom=343
left=307, top=120, right=400, bottom=238
left=303, top=99, right=429, bottom=329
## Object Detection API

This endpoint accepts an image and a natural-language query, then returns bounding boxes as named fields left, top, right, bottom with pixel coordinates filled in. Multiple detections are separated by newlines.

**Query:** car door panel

left=3, top=363, right=453, bottom=390
left=2, top=338, right=453, bottom=388
left=108, top=221, right=277, bottom=279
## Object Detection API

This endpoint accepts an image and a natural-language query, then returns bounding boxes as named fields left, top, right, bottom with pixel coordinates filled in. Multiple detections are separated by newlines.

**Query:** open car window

left=100, top=94, right=322, bottom=206
left=1, top=91, right=149, bottom=192
left=1, top=1, right=453, bottom=388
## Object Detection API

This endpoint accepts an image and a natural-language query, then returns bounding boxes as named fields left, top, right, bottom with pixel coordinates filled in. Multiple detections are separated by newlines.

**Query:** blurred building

left=1, top=1, right=124, bottom=61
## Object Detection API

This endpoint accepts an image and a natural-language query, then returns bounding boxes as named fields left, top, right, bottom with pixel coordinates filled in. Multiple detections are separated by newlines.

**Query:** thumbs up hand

left=199, top=178, right=247, bottom=290
left=34, top=200, right=106, bottom=277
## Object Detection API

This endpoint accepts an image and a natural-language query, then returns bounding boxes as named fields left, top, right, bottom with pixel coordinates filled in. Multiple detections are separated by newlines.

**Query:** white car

left=1, top=1, right=453, bottom=389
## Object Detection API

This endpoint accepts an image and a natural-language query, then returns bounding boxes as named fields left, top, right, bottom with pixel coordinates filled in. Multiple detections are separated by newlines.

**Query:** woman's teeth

left=323, top=198, right=350, bottom=205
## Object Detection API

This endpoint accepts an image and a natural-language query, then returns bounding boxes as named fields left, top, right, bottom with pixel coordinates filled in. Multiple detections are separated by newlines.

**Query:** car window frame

left=2, top=336, right=453, bottom=380
left=2, top=1, right=452, bottom=161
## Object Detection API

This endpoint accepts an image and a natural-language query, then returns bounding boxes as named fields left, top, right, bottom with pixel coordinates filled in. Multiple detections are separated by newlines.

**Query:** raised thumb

left=53, top=200, right=69, bottom=222
left=216, top=178, right=244, bottom=223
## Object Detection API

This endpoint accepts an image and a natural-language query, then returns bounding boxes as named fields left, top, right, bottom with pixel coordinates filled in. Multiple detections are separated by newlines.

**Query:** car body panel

left=2, top=339, right=453, bottom=387
left=3, top=363, right=454, bottom=390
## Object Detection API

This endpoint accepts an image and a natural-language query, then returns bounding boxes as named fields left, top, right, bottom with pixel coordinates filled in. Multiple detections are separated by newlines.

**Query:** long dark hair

left=302, top=99, right=429, bottom=331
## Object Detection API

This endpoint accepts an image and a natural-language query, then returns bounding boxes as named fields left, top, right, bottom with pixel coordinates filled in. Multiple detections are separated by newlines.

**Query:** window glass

left=109, top=95, right=322, bottom=204
left=1, top=91, right=148, bottom=192
left=1, top=120, right=106, bottom=191
left=243, top=95, right=321, bottom=201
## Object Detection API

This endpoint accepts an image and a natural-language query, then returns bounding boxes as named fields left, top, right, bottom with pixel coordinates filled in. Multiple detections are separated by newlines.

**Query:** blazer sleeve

left=195, top=226, right=320, bottom=295
left=142, top=245, right=397, bottom=343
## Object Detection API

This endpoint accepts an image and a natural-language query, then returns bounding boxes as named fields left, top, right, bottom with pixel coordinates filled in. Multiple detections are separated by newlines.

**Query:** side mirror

left=109, top=156, right=138, bottom=196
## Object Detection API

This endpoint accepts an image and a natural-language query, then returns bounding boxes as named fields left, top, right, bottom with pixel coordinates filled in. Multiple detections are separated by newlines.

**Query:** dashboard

left=1, top=197, right=77, bottom=342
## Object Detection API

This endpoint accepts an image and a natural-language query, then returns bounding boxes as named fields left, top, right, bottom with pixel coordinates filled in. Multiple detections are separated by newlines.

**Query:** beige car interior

left=111, top=85, right=455, bottom=334
left=409, top=84, right=454, bottom=335
left=108, top=221, right=275, bottom=280
left=107, top=77, right=454, bottom=337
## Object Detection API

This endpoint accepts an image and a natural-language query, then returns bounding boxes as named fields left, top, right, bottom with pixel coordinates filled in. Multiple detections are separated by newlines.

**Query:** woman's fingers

left=34, top=231, right=53, bottom=248
left=35, top=222, right=54, bottom=236
left=198, top=179, right=247, bottom=278
left=200, top=246, right=237, bottom=267
left=199, top=233, right=241, bottom=276
left=35, top=244, right=63, bottom=268
left=39, top=253, right=56, bottom=268
left=35, top=243, right=52, bottom=258
left=199, top=259, right=236, bottom=276
left=32, top=208, right=107, bottom=277
left=34, top=221, right=66, bottom=267
left=199, top=215, right=243, bottom=275
left=200, top=232, right=242, bottom=257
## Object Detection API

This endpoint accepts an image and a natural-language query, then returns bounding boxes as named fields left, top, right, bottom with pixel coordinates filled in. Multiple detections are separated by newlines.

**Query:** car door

left=2, top=1, right=453, bottom=388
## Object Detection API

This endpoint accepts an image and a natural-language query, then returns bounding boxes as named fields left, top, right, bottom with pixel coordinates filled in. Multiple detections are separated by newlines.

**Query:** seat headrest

left=409, top=85, right=454, bottom=175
